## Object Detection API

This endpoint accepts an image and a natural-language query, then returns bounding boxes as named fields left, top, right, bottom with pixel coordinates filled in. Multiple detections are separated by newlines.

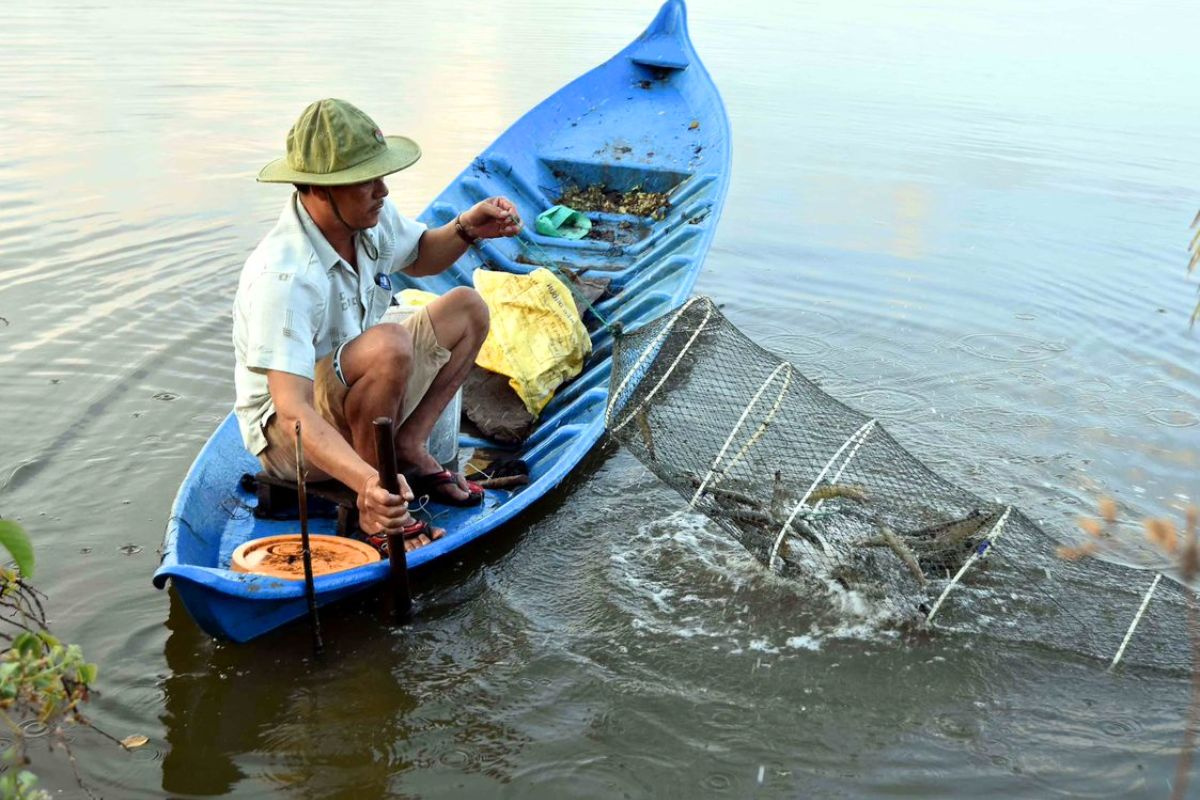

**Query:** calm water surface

left=1, top=0, right=1198, bottom=796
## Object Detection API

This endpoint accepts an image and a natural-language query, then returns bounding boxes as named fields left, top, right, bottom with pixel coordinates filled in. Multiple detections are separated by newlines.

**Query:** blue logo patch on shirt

left=375, top=273, right=391, bottom=291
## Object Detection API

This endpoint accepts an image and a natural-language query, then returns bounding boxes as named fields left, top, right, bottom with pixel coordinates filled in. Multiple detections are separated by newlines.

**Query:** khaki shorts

left=258, top=306, right=451, bottom=481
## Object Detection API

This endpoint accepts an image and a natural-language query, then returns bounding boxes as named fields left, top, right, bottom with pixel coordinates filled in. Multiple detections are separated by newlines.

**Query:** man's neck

left=298, top=192, right=357, bottom=267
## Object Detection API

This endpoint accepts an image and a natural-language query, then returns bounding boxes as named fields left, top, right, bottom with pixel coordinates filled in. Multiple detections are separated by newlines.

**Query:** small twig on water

left=59, top=732, right=101, bottom=800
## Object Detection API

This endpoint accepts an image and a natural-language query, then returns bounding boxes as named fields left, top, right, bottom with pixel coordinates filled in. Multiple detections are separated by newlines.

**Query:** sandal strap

left=363, top=531, right=390, bottom=556
left=364, top=519, right=432, bottom=555
left=407, top=470, right=485, bottom=500
left=400, top=519, right=431, bottom=540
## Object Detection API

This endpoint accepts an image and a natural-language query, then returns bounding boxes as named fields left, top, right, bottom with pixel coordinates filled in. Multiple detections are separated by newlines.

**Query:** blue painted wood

left=152, top=0, right=731, bottom=642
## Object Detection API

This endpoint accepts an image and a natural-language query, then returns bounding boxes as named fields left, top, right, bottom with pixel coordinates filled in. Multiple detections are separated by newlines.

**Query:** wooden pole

left=294, top=421, right=324, bottom=655
left=373, top=417, right=413, bottom=619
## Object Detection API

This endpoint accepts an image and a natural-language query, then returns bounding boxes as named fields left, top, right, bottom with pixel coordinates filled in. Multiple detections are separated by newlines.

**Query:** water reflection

left=2, top=0, right=1199, bottom=795
left=159, top=586, right=535, bottom=797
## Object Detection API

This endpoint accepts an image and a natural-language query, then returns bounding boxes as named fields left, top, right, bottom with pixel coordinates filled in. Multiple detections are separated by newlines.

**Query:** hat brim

left=257, top=135, right=421, bottom=185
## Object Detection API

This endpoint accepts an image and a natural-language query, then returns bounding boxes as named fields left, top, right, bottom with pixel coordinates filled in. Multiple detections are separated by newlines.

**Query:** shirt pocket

left=367, top=284, right=393, bottom=328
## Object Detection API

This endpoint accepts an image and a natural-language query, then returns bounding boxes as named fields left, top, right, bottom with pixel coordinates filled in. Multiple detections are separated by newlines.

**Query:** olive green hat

left=257, top=98, right=421, bottom=186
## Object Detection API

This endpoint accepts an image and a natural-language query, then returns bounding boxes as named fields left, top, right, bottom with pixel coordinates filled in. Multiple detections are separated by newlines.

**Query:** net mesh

left=606, top=296, right=1191, bottom=671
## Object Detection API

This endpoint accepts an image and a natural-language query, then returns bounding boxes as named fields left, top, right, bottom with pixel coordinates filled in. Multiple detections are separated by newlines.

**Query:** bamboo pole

left=294, top=422, right=324, bottom=655
left=373, top=417, right=413, bottom=620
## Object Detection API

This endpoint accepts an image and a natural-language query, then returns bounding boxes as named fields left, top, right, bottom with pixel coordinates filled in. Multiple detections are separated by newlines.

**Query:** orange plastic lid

left=231, top=535, right=379, bottom=580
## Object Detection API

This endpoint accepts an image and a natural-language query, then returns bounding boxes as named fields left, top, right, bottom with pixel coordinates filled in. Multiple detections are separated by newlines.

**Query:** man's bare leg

left=339, top=323, right=413, bottom=462
left=394, top=287, right=489, bottom=501
left=337, top=323, right=440, bottom=550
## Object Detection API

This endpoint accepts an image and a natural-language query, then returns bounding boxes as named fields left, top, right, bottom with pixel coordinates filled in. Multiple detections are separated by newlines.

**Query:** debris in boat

left=472, top=475, right=530, bottom=490
left=586, top=221, right=643, bottom=245
left=558, top=184, right=670, bottom=220
left=464, top=457, right=530, bottom=490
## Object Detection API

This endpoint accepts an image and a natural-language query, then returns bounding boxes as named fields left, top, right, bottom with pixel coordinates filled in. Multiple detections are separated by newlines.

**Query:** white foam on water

left=607, top=509, right=914, bottom=653
left=785, top=635, right=822, bottom=651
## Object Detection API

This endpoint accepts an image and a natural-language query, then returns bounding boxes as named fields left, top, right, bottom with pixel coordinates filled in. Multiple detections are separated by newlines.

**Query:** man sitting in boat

left=233, top=98, right=521, bottom=551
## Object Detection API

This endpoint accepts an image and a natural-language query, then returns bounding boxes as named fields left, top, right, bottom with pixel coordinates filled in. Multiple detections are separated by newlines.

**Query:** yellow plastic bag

left=472, top=268, right=591, bottom=417
left=395, top=288, right=437, bottom=309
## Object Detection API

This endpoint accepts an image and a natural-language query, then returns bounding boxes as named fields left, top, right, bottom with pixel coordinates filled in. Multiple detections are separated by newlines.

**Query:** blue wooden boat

left=153, top=0, right=731, bottom=642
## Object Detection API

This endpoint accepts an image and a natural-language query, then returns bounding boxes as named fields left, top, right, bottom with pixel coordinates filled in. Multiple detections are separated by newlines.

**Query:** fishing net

left=605, top=296, right=1192, bottom=671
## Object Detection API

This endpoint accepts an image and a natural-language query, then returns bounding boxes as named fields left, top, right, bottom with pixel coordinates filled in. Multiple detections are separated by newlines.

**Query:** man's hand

left=357, top=473, right=416, bottom=535
left=463, top=196, right=522, bottom=240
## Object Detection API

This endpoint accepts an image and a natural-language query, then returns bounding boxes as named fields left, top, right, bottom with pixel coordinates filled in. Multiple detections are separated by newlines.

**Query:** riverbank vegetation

left=0, top=520, right=96, bottom=799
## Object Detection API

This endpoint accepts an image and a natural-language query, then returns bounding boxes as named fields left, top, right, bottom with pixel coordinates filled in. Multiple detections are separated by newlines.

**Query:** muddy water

left=1, top=0, right=1198, bottom=796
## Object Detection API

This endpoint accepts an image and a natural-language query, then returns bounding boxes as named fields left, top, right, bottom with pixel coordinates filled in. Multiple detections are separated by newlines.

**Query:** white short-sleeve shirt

left=232, top=193, right=426, bottom=455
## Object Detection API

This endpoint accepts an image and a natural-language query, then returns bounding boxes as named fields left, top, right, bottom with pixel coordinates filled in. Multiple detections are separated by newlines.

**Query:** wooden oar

left=373, top=417, right=413, bottom=620
left=294, top=421, right=324, bottom=655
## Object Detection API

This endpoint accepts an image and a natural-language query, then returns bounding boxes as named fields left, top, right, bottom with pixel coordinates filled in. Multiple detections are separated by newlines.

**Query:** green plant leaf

left=0, top=520, right=35, bottom=579
left=14, top=632, right=39, bottom=657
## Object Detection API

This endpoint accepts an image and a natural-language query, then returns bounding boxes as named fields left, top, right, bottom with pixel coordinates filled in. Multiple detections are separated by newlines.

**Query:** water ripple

left=957, top=333, right=1069, bottom=363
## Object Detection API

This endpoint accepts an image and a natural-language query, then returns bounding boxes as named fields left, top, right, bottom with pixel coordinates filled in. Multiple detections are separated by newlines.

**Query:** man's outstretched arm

left=405, top=197, right=522, bottom=277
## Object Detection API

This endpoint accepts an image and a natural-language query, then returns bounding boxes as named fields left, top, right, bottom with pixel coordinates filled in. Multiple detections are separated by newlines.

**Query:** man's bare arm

left=406, top=197, right=522, bottom=277
left=267, top=370, right=374, bottom=492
